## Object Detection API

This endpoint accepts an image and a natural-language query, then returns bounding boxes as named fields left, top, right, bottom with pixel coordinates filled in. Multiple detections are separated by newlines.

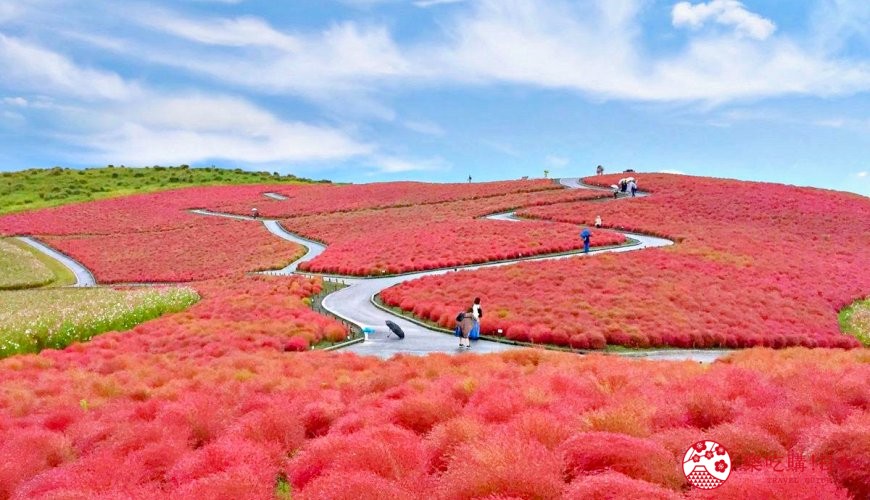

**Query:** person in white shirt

left=470, top=297, right=483, bottom=342
left=595, top=215, right=602, bottom=228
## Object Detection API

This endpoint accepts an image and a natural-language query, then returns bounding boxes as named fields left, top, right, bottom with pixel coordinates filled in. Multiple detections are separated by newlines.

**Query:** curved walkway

left=263, top=192, right=289, bottom=201
left=15, top=236, right=97, bottom=287
left=194, top=179, right=729, bottom=362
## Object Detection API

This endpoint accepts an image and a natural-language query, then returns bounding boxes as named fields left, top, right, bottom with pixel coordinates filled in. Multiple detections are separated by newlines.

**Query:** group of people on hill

left=455, top=297, right=482, bottom=349
left=613, top=177, right=638, bottom=198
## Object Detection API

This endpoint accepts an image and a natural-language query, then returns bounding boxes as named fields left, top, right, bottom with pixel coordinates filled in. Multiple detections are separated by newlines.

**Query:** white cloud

left=658, top=169, right=687, bottom=175
left=0, top=2, right=21, bottom=23
left=80, top=94, right=373, bottom=165
left=672, top=0, right=776, bottom=40
left=423, top=0, right=870, bottom=103
left=415, top=0, right=466, bottom=8
left=403, top=120, right=445, bottom=136
left=857, top=171, right=868, bottom=178
left=371, top=155, right=449, bottom=173
left=2, top=110, right=24, bottom=123
left=89, top=1, right=870, bottom=108
left=545, top=155, right=569, bottom=168
left=135, top=14, right=410, bottom=99
left=810, top=0, right=870, bottom=53
left=2, top=96, right=27, bottom=107
left=143, top=12, right=300, bottom=50
left=815, top=118, right=845, bottom=128
left=0, top=34, right=137, bottom=101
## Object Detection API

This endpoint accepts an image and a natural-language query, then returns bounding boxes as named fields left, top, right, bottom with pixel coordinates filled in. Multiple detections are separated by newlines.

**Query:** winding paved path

left=194, top=179, right=729, bottom=362
left=15, top=180, right=728, bottom=361
left=15, top=236, right=96, bottom=287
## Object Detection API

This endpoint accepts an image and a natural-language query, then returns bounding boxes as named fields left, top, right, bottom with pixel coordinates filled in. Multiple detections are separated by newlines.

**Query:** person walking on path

left=581, top=227, right=591, bottom=254
left=457, top=309, right=475, bottom=348
left=596, top=165, right=604, bottom=175
left=629, top=179, right=638, bottom=197
left=470, top=297, right=483, bottom=340
left=595, top=215, right=602, bottom=228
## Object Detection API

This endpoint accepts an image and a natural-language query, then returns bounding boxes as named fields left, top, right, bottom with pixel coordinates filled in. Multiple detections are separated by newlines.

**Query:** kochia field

left=382, top=174, right=869, bottom=349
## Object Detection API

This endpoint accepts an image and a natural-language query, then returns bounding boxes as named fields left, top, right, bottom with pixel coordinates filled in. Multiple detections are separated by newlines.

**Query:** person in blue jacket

left=581, top=227, right=591, bottom=253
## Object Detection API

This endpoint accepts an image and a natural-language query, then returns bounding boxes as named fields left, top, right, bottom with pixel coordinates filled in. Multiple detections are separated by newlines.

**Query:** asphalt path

left=15, top=236, right=96, bottom=287
left=17, top=180, right=730, bottom=362
left=192, top=179, right=728, bottom=361
left=263, top=192, right=289, bottom=200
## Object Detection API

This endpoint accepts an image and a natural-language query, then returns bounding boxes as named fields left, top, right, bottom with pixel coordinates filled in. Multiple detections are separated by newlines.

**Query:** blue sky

left=0, top=0, right=868, bottom=195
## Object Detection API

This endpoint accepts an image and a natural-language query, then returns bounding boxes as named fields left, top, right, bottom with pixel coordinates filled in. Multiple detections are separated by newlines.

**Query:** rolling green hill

left=0, top=165, right=325, bottom=215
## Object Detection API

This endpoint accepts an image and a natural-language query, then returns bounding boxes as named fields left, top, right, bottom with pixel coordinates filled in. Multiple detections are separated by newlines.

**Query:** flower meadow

left=41, top=218, right=306, bottom=283
left=0, top=180, right=616, bottom=281
left=290, top=189, right=622, bottom=276
left=840, top=298, right=870, bottom=347
left=382, top=174, right=869, bottom=349
left=0, top=173, right=867, bottom=498
left=0, top=238, right=54, bottom=289
left=0, top=286, right=199, bottom=358
left=209, top=179, right=563, bottom=219
left=0, top=180, right=560, bottom=237
left=0, top=346, right=867, bottom=498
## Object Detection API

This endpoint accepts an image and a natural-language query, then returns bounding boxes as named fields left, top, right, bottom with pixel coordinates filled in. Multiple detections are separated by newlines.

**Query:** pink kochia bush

left=382, top=174, right=870, bottom=349
left=0, top=184, right=287, bottom=236
left=0, top=348, right=866, bottom=498
left=40, top=217, right=305, bottom=283
left=208, top=178, right=564, bottom=218
left=290, top=188, right=621, bottom=276
left=1, top=179, right=618, bottom=280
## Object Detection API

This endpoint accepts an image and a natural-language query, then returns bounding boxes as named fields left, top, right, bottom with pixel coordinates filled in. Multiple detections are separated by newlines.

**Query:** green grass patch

left=0, top=286, right=200, bottom=358
left=3, top=238, right=77, bottom=287
left=0, top=238, right=55, bottom=289
left=840, top=297, right=870, bottom=347
left=275, top=474, right=292, bottom=499
left=0, top=165, right=328, bottom=215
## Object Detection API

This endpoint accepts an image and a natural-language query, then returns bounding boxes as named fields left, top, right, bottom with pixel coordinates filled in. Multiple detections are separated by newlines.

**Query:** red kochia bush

left=435, top=435, right=564, bottom=499
left=558, top=431, right=684, bottom=488
left=0, top=348, right=866, bottom=497
left=564, top=472, right=682, bottom=500
left=383, top=173, right=869, bottom=349
left=800, top=416, right=870, bottom=498
left=689, top=470, right=851, bottom=500
left=0, top=428, right=74, bottom=497
left=287, top=425, right=429, bottom=492
left=297, top=471, right=414, bottom=500
left=42, top=217, right=304, bottom=283
left=292, top=188, right=622, bottom=276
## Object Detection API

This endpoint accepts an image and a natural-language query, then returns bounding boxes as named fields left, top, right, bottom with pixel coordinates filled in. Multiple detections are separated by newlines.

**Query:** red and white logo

left=683, top=441, right=731, bottom=490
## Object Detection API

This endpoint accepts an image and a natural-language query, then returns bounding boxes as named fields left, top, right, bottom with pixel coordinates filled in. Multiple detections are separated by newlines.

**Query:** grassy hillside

left=0, top=165, right=325, bottom=215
